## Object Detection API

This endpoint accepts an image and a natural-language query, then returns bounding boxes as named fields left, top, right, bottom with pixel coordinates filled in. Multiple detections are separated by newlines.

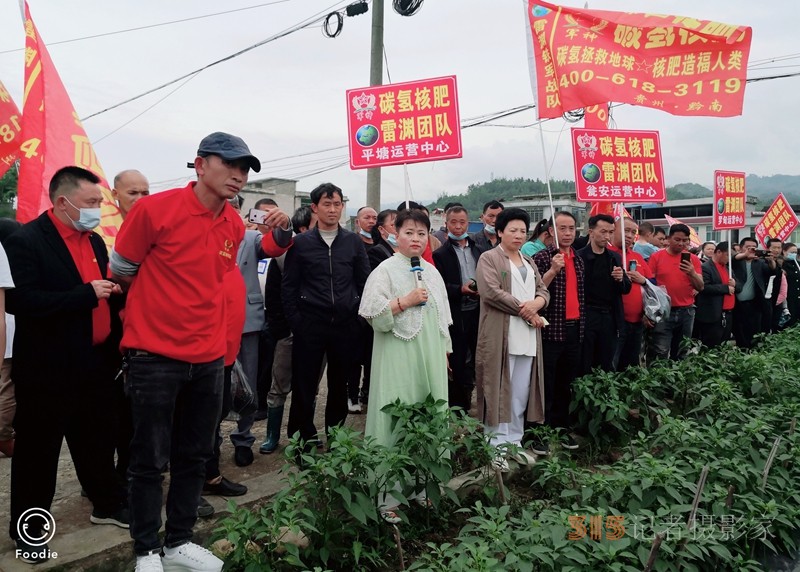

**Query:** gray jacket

left=237, top=230, right=269, bottom=334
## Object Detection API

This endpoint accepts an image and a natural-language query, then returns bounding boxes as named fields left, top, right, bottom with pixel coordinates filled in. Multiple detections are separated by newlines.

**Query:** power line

left=746, top=71, right=800, bottom=83
left=94, top=73, right=201, bottom=145
left=748, top=52, right=800, bottom=67
left=0, top=0, right=295, bottom=55
left=145, top=70, right=800, bottom=186
left=260, top=144, right=348, bottom=164
left=80, top=0, right=351, bottom=121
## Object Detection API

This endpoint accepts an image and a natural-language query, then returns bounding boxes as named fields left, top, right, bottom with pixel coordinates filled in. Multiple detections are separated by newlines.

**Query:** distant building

left=502, top=190, right=589, bottom=233
left=240, top=177, right=348, bottom=225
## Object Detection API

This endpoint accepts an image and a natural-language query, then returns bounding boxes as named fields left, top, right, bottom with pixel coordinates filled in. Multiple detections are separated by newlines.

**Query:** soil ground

left=0, top=375, right=369, bottom=571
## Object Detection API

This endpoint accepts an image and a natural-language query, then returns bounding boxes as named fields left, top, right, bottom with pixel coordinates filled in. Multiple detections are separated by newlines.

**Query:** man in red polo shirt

left=111, top=133, right=290, bottom=572
left=647, top=223, right=704, bottom=363
left=609, top=217, right=653, bottom=370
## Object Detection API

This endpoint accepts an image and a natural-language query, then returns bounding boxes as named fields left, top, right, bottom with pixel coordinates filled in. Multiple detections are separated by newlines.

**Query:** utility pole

left=365, top=0, right=384, bottom=210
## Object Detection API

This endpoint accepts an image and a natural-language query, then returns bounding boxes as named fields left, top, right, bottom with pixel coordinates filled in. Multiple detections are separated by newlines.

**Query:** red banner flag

left=712, top=170, right=746, bottom=230
left=612, top=203, right=632, bottom=221
left=526, top=1, right=752, bottom=119
left=589, top=202, right=614, bottom=217
left=664, top=214, right=701, bottom=248
left=0, top=79, right=22, bottom=179
left=18, top=2, right=122, bottom=248
left=755, top=194, right=799, bottom=249
left=346, top=76, right=462, bottom=170
left=583, top=103, right=608, bottom=130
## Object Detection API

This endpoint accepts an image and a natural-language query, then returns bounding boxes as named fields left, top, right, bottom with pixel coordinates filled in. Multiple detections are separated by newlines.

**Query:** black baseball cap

left=186, top=132, right=261, bottom=172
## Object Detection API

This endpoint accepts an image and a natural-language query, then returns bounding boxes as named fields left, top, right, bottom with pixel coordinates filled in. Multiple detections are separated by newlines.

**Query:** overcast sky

left=0, top=0, right=798, bottom=208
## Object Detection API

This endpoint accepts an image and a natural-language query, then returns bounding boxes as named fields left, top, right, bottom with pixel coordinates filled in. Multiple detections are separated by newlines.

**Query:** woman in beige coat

left=475, top=208, right=550, bottom=452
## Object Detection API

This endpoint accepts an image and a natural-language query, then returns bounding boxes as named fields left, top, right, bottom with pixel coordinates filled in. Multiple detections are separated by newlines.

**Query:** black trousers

left=204, top=364, right=233, bottom=481
left=10, top=344, right=125, bottom=540
left=542, top=323, right=582, bottom=429
left=347, top=318, right=372, bottom=402
left=694, top=311, right=733, bottom=349
left=256, top=324, right=276, bottom=411
left=288, top=318, right=358, bottom=444
left=733, top=299, right=763, bottom=348
left=448, top=306, right=480, bottom=411
left=615, top=320, right=644, bottom=370
left=582, top=308, right=617, bottom=374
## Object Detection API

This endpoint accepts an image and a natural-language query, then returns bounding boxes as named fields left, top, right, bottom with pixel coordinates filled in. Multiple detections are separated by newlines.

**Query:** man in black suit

left=694, top=242, right=739, bottom=348
left=576, top=214, right=631, bottom=374
left=433, top=206, right=484, bottom=412
left=732, top=236, right=776, bottom=348
left=6, top=166, right=128, bottom=562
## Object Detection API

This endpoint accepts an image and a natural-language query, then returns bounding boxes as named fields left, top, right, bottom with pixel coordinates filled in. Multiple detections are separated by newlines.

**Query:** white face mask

left=65, top=196, right=101, bottom=231
left=484, top=224, right=496, bottom=235
left=386, top=233, right=398, bottom=247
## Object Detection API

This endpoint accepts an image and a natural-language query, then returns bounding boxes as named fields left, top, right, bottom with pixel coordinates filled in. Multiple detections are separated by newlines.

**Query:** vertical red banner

left=712, top=170, right=746, bottom=230
left=0, top=80, right=21, bottom=179
left=18, top=2, right=122, bottom=248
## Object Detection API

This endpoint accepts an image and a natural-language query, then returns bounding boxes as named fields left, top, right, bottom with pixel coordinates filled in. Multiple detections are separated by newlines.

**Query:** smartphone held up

left=248, top=208, right=268, bottom=225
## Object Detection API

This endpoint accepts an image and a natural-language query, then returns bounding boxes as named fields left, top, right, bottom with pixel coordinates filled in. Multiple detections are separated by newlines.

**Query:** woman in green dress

left=358, top=209, right=452, bottom=522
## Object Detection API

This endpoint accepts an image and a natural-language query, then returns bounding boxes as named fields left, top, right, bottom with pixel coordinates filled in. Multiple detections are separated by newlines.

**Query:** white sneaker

left=135, top=553, right=164, bottom=572
left=161, top=542, right=223, bottom=572
left=491, top=455, right=510, bottom=472
left=348, top=398, right=362, bottom=413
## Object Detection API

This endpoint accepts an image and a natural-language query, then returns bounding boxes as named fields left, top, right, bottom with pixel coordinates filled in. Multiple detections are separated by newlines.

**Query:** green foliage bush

left=412, top=328, right=800, bottom=571
left=214, top=328, right=800, bottom=571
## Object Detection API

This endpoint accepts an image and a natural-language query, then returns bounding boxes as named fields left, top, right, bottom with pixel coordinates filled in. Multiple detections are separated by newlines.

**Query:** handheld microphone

left=409, top=256, right=426, bottom=306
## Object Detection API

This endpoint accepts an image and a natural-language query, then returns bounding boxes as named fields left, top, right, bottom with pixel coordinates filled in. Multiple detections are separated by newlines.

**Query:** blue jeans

left=647, top=307, right=695, bottom=363
left=125, top=351, right=223, bottom=555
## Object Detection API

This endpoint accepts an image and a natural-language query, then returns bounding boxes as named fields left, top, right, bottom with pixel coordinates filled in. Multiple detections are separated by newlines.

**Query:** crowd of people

left=0, top=131, right=798, bottom=570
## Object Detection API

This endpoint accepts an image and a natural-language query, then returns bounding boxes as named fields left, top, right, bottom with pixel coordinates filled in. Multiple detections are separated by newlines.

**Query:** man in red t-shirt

left=609, top=217, right=653, bottom=370
left=647, top=224, right=704, bottom=362
left=110, top=133, right=287, bottom=572
left=694, top=242, right=738, bottom=348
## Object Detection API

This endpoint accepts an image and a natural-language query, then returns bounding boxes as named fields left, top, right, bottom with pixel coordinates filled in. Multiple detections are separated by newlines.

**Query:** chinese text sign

left=571, top=128, right=665, bottom=203
left=713, top=170, right=746, bottom=230
left=346, top=76, right=462, bottom=170
left=527, top=1, right=752, bottom=118
left=755, top=193, right=798, bottom=248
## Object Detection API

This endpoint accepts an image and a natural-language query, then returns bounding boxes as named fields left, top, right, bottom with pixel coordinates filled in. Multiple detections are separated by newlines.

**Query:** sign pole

left=536, top=119, right=559, bottom=250
left=403, top=163, right=411, bottom=210
left=365, top=0, right=384, bottom=210
left=618, top=203, right=626, bottom=270
left=728, top=229, right=733, bottom=277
